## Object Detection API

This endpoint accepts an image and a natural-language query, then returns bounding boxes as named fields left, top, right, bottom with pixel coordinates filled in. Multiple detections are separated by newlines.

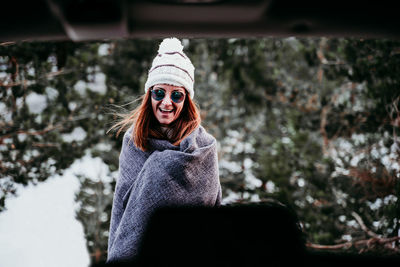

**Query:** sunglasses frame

left=150, top=88, right=186, bottom=104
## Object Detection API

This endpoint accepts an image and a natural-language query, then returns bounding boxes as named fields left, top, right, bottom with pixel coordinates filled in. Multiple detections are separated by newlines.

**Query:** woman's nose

left=161, top=93, right=173, bottom=106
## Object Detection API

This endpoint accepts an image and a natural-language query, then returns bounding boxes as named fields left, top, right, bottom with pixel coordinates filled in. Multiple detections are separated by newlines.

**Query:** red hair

left=110, top=89, right=201, bottom=151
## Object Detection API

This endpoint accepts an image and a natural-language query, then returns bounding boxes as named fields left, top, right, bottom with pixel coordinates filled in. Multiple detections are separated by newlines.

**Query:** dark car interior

left=2, top=0, right=400, bottom=266
left=2, top=0, right=400, bottom=42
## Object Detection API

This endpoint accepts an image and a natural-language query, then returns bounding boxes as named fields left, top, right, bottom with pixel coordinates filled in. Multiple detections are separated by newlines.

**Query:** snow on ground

left=0, top=154, right=108, bottom=267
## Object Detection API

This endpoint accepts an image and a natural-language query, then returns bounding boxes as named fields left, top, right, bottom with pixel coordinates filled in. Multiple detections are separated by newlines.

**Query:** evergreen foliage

left=0, top=38, right=399, bottom=264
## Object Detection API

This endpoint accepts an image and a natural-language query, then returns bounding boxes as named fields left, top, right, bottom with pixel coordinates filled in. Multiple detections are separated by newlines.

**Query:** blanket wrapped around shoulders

left=107, top=125, right=222, bottom=262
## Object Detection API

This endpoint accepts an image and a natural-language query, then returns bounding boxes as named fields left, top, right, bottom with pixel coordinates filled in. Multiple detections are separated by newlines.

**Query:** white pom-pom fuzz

left=158, top=37, right=184, bottom=54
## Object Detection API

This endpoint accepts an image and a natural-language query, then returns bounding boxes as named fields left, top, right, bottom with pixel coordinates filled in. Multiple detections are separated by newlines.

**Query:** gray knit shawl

left=107, top=125, right=222, bottom=262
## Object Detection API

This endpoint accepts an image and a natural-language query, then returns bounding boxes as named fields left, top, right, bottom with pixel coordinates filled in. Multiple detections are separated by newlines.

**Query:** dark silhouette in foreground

left=97, top=200, right=400, bottom=266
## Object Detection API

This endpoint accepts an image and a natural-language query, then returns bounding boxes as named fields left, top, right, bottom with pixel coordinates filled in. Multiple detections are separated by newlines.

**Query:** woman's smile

left=159, top=107, right=174, bottom=113
left=158, top=106, right=175, bottom=119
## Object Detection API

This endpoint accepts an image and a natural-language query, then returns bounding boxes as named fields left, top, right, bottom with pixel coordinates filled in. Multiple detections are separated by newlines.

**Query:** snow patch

left=45, top=87, right=59, bottom=101
left=0, top=102, right=12, bottom=122
left=74, top=80, right=87, bottom=95
left=62, top=127, right=87, bottom=142
left=26, top=92, right=47, bottom=114
left=98, top=44, right=110, bottom=56
left=222, top=190, right=241, bottom=204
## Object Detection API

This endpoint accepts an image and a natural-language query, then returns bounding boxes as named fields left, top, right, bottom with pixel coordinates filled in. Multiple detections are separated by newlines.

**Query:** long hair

left=109, top=89, right=201, bottom=151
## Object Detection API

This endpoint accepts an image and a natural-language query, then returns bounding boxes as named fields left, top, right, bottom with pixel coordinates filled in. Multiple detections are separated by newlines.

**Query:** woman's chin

left=157, top=118, right=174, bottom=125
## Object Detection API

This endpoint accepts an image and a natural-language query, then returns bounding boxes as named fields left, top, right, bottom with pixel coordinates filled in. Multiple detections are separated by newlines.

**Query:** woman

left=107, top=38, right=222, bottom=262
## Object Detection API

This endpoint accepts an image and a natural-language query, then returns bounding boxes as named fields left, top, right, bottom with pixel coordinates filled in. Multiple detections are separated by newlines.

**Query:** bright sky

left=0, top=156, right=95, bottom=267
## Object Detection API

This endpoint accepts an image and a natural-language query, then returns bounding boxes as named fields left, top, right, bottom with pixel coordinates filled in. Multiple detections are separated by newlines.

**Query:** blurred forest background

left=0, top=38, right=399, bottom=264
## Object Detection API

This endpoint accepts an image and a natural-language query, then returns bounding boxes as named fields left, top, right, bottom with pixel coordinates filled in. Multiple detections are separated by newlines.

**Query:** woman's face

left=151, top=84, right=186, bottom=126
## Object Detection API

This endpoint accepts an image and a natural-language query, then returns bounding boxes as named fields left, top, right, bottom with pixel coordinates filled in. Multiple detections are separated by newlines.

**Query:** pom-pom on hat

left=144, top=38, right=195, bottom=99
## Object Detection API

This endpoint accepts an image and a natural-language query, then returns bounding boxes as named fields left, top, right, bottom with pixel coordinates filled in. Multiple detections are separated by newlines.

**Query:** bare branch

left=351, top=211, right=380, bottom=239
left=0, top=124, right=62, bottom=144
left=0, top=42, right=15, bottom=47
left=0, top=69, right=72, bottom=88
left=0, top=113, right=92, bottom=144
left=381, top=236, right=400, bottom=244
left=0, top=81, right=24, bottom=87
left=307, top=242, right=352, bottom=250
left=320, top=105, right=330, bottom=155
left=32, top=143, right=60, bottom=148
left=307, top=236, right=400, bottom=252
left=45, top=70, right=66, bottom=79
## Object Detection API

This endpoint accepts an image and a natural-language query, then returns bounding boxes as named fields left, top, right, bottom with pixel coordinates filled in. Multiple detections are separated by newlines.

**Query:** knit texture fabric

left=144, top=38, right=195, bottom=98
left=107, top=125, right=222, bottom=262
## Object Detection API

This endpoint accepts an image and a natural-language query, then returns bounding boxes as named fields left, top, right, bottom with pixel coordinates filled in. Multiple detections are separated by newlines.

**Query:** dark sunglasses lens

left=151, top=89, right=165, bottom=101
left=171, top=91, right=185, bottom=103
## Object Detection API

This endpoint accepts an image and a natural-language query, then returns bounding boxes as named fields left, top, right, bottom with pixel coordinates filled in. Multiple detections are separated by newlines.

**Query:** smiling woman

left=106, top=38, right=222, bottom=262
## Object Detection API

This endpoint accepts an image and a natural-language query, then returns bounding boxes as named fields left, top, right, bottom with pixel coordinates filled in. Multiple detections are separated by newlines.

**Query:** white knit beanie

left=144, top=38, right=195, bottom=99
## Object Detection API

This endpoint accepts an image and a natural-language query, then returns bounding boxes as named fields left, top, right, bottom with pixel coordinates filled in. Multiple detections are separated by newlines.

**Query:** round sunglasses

left=151, top=88, right=186, bottom=104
